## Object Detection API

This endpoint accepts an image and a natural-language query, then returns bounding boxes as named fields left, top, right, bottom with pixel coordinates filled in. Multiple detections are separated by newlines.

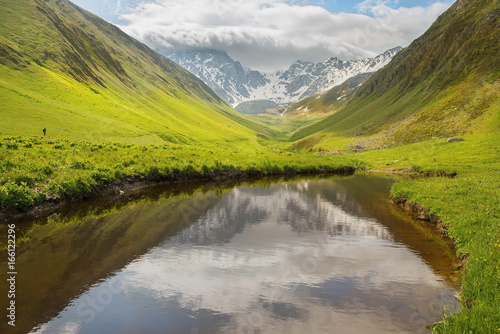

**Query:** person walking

left=43, top=127, right=46, bottom=136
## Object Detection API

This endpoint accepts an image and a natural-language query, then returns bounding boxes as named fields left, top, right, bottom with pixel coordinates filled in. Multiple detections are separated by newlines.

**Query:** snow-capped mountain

left=168, top=47, right=402, bottom=107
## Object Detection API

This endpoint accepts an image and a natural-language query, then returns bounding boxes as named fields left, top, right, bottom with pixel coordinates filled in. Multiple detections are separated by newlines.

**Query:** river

left=0, top=174, right=459, bottom=333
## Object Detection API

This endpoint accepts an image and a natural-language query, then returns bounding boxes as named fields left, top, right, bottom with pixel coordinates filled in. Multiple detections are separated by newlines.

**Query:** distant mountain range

left=167, top=47, right=402, bottom=108
left=292, top=0, right=499, bottom=150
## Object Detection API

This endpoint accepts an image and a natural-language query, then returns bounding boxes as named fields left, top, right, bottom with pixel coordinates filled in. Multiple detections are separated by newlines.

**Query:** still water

left=1, top=174, right=459, bottom=334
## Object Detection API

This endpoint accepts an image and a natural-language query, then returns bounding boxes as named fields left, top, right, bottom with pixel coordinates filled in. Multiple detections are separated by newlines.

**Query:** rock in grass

left=447, top=138, right=464, bottom=143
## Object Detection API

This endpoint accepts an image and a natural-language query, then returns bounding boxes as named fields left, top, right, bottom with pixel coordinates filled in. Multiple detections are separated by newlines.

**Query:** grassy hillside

left=291, top=0, right=499, bottom=151
left=0, top=0, right=274, bottom=147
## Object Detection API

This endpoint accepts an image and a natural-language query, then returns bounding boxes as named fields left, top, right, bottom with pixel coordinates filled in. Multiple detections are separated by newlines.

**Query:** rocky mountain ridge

left=168, top=47, right=402, bottom=107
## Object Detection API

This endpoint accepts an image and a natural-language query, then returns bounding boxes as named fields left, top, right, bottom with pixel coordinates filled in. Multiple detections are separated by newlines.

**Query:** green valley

left=0, top=0, right=499, bottom=332
left=0, top=0, right=359, bottom=209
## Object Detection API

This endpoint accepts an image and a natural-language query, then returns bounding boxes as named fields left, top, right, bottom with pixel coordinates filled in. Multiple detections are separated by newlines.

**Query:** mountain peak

left=383, top=46, right=404, bottom=57
left=167, top=48, right=401, bottom=107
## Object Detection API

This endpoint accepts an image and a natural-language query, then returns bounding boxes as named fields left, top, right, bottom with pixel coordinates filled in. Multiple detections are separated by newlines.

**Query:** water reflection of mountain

left=315, top=175, right=459, bottom=285
left=170, top=175, right=458, bottom=289
left=0, top=189, right=223, bottom=334
left=1, top=174, right=458, bottom=334
left=171, top=177, right=395, bottom=246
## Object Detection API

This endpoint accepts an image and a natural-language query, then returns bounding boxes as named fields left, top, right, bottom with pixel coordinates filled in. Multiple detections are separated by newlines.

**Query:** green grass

left=357, top=133, right=500, bottom=173
left=0, top=136, right=358, bottom=209
left=392, top=173, right=499, bottom=333
left=246, top=109, right=316, bottom=141
left=358, top=132, right=500, bottom=333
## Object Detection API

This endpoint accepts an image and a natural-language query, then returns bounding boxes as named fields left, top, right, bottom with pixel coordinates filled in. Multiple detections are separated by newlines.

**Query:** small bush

left=0, top=182, right=34, bottom=207
left=2, top=160, right=17, bottom=170
left=214, top=160, right=223, bottom=170
left=90, top=171, right=112, bottom=183
left=183, top=164, right=195, bottom=173
left=70, top=161, right=93, bottom=170
left=70, top=161, right=86, bottom=169
left=42, top=166, right=54, bottom=176
left=146, top=166, right=161, bottom=178
left=114, top=170, right=125, bottom=180
left=122, top=159, right=136, bottom=168
left=14, top=175, right=35, bottom=187
left=201, top=164, right=210, bottom=175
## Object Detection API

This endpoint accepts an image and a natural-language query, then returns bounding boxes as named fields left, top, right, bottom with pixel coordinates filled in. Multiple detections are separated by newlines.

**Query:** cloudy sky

left=71, top=0, right=454, bottom=71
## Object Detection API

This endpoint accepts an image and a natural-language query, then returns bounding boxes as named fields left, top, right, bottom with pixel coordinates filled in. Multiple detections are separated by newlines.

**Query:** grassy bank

left=0, top=135, right=359, bottom=212
left=359, top=132, right=500, bottom=332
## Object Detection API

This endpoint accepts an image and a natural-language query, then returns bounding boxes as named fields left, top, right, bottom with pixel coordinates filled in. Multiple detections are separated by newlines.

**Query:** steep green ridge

left=0, top=0, right=273, bottom=147
left=291, top=0, right=499, bottom=151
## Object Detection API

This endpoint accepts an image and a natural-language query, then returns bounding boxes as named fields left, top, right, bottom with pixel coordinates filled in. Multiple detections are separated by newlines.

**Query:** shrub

left=70, top=161, right=86, bottom=169
left=70, top=161, right=93, bottom=170
left=114, top=170, right=125, bottom=180
left=14, top=175, right=35, bottom=187
left=162, top=166, right=171, bottom=175
left=2, top=160, right=17, bottom=170
left=74, top=178, right=93, bottom=194
left=90, top=171, right=112, bottom=183
left=201, top=164, right=210, bottom=175
left=0, top=182, right=34, bottom=207
left=146, top=166, right=161, bottom=178
left=122, top=159, right=136, bottom=167
left=42, top=166, right=54, bottom=176
left=214, top=160, right=223, bottom=170
left=183, top=164, right=195, bottom=173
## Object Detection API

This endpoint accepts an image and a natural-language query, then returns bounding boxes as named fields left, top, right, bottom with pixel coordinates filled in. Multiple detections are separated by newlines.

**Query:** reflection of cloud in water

left=31, top=179, right=457, bottom=334
left=118, top=183, right=451, bottom=332
left=173, top=182, right=393, bottom=246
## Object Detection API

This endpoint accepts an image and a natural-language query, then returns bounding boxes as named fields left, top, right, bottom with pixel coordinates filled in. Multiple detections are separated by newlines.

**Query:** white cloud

left=118, top=0, right=451, bottom=71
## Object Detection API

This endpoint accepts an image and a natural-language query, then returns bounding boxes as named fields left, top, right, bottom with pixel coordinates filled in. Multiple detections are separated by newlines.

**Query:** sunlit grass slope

left=0, top=0, right=273, bottom=147
left=290, top=0, right=499, bottom=151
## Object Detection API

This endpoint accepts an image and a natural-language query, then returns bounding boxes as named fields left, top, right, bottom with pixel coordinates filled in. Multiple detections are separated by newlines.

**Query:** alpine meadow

left=0, top=0, right=499, bottom=333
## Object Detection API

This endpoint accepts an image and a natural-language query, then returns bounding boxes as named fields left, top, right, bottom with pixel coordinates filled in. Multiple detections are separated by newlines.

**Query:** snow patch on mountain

left=167, top=47, right=402, bottom=107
